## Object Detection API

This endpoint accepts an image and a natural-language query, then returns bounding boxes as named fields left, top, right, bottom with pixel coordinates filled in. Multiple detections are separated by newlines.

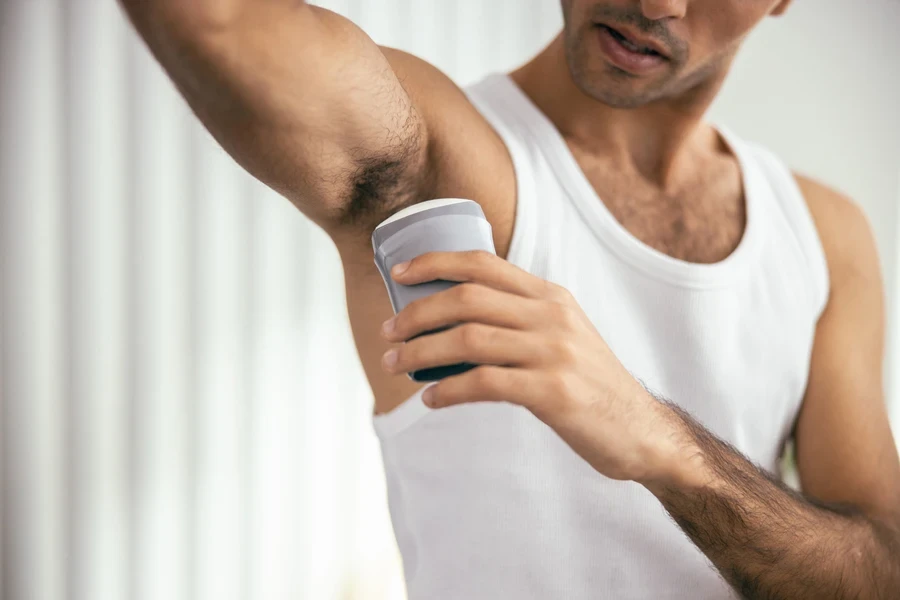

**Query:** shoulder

left=337, top=48, right=517, bottom=260
left=380, top=48, right=514, bottom=201
left=731, top=134, right=878, bottom=289
left=793, top=173, right=881, bottom=290
left=794, top=175, right=870, bottom=246
left=379, top=47, right=474, bottom=116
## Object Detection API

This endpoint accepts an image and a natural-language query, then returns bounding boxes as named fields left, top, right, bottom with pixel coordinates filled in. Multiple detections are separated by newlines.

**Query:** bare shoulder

left=335, top=48, right=517, bottom=262
left=793, top=173, right=881, bottom=287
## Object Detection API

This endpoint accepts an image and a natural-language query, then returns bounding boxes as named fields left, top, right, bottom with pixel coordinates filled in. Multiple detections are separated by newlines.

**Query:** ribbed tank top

left=372, top=72, right=830, bottom=600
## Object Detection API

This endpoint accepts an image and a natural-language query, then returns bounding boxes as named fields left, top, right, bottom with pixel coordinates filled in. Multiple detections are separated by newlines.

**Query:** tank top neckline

left=484, top=72, right=766, bottom=289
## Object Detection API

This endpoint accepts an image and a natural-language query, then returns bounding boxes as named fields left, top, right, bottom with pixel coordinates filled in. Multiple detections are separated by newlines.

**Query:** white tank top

left=372, top=73, right=829, bottom=600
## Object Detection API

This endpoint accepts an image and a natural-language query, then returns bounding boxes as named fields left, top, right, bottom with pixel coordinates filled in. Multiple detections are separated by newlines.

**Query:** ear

left=771, top=0, right=794, bottom=17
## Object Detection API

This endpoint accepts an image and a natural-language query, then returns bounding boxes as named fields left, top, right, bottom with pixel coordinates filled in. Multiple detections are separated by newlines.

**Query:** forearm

left=646, top=403, right=900, bottom=599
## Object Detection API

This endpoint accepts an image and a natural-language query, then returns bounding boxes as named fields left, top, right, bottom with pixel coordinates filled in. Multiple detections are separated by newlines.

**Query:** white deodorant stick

left=372, top=198, right=496, bottom=382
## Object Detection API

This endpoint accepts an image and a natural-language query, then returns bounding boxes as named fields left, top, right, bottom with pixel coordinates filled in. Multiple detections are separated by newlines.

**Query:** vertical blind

left=0, top=1, right=561, bottom=599
left=3, top=2, right=899, bottom=600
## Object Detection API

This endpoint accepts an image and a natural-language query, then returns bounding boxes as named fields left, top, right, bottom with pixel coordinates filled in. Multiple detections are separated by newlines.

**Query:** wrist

left=636, top=401, right=716, bottom=496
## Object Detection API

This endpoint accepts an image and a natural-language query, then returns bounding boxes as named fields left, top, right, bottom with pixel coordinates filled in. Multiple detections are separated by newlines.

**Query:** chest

left=571, top=149, right=746, bottom=265
left=539, top=209, right=815, bottom=469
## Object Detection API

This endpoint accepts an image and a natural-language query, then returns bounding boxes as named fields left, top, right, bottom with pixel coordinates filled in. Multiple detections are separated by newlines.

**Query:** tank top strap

left=463, top=73, right=542, bottom=274
left=721, top=131, right=830, bottom=319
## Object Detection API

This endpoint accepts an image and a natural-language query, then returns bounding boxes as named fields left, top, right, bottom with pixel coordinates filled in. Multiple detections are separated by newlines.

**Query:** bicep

left=794, top=176, right=900, bottom=522
left=121, top=3, right=429, bottom=228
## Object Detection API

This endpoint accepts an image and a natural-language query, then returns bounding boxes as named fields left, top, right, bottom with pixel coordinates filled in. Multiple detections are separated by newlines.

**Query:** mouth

left=592, top=22, right=670, bottom=75
left=595, top=23, right=670, bottom=60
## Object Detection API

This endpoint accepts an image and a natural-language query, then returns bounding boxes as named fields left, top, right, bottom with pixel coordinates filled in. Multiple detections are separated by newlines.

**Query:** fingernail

left=382, top=317, right=396, bottom=335
left=382, top=349, right=398, bottom=369
left=423, top=385, right=436, bottom=406
left=392, top=261, right=410, bottom=276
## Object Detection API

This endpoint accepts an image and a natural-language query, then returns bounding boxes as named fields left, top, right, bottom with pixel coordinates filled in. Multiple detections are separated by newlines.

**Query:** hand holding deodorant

left=372, top=198, right=496, bottom=382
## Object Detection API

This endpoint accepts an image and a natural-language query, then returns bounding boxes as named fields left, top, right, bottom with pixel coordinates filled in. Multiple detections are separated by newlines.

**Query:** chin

left=587, top=89, right=658, bottom=109
left=565, top=49, right=659, bottom=108
left=571, top=64, right=670, bottom=109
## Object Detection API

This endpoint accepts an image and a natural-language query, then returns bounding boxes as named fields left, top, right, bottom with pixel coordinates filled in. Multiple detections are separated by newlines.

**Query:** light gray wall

left=707, top=0, right=900, bottom=427
left=1, top=2, right=897, bottom=600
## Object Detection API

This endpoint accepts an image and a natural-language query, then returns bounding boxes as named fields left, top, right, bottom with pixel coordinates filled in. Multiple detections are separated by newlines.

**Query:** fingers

left=382, top=282, right=538, bottom=342
left=382, top=323, right=541, bottom=376
left=422, top=365, right=541, bottom=410
left=390, top=250, right=550, bottom=299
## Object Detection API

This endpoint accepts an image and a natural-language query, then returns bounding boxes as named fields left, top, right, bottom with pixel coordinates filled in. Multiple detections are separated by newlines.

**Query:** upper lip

left=597, top=22, right=670, bottom=59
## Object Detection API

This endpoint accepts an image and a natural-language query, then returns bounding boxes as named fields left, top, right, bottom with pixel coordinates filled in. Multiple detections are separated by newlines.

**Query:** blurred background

left=1, top=1, right=898, bottom=599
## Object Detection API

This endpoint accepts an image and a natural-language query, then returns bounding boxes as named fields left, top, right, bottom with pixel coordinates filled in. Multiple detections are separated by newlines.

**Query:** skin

left=119, top=0, right=900, bottom=596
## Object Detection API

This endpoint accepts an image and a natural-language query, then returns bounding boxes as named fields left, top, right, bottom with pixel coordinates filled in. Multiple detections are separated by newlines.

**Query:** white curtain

left=0, top=2, right=561, bottom=600
left=2, top=2, right=898, bottom=600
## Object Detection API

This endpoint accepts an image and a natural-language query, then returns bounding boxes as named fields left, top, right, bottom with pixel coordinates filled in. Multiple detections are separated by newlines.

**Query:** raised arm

left=117, top=1, right=437, bottom=233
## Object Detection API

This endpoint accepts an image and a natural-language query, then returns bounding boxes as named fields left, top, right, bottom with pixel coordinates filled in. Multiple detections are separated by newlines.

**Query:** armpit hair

left=337, top=107, right=429, bottom=232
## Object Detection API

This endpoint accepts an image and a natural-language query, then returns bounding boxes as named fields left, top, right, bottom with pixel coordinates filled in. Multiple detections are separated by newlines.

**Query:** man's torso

left=338, top=66, right=751, bottom=417
left=338, top=69, right=830, bottom=599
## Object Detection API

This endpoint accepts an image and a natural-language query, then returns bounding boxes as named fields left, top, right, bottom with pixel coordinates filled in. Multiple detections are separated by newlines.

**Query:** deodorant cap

left=371, top=198, right=487, bottom=252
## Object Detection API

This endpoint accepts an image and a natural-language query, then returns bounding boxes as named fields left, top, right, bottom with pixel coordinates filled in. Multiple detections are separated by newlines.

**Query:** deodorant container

left=372, top=198, right=496, bottom=381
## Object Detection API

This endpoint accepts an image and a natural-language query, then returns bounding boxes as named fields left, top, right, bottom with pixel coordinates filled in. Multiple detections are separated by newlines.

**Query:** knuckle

left=553, top=283, right=575, bottom=304
left=548, top=299, right=579, bottom=328
left=551, top=337, right=578, bottom=364
left=465, top=249, right=494, bottom=274
left=459, top=323, right=486, bottom=350
left=544, top=279, right=569, bottom=300
left=548, top=299, right=568, bottom=321
left=455, top=282, right=482, bottom=305
left=472, top=365, right=498, bottom=393
left=560, top=305, right=580, bottom=328
left=548, top=370, right=574, bottom=399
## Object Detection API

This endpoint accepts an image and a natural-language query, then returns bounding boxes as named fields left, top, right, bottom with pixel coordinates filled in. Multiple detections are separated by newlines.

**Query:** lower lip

left=595, top=26, right=667, bottom=74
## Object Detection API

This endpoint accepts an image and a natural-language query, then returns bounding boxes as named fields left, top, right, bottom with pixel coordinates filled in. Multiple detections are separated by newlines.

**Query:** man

left=119, top=0, right=900, bottom=598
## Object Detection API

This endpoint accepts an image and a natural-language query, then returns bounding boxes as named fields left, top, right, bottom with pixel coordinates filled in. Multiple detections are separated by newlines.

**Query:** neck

left=510, top=35, right=732, bottom=189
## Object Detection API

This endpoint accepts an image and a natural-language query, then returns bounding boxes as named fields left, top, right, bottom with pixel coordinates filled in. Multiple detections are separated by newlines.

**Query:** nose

left=640, top=0, right=688, bottom=20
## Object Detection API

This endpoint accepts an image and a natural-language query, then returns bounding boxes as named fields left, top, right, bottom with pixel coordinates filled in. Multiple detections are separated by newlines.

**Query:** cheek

left=685, top=0, right=777, bottom=62
left=562, top=0, right=592, bottom=27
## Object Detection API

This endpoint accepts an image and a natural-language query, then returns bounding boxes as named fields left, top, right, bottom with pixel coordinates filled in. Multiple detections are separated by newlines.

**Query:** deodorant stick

left=372, top=198, right=496, bottom=382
